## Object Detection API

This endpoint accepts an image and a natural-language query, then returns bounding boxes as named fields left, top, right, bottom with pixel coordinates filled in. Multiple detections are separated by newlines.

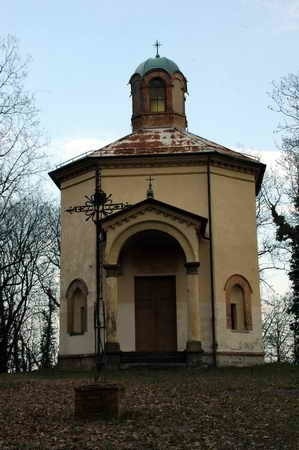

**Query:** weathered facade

left=50, top=52, right=266, bottom=368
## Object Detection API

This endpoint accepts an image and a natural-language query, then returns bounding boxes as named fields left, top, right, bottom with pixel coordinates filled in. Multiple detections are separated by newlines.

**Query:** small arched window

left=230, top=285, right=245, bottom=330
left=149, top=78, right=166, bottom=112
left=225, top=275, right=252, bottom=331
left=66, top=279, right=88, bottom=335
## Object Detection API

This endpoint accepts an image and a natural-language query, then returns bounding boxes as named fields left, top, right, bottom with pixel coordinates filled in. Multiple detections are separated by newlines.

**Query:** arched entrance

left=118, top=230, right=186, bottom=352
left=102, top=201, right=205, bottom=358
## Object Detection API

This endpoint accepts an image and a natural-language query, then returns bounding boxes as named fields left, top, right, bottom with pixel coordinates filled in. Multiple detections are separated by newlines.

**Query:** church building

left=50, top=48, right=266, bottom=368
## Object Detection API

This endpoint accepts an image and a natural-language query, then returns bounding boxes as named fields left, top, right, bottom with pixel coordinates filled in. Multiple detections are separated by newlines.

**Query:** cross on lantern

left=66, top=166, right=129, bottom=373
left=153, top=40, right=162, bottom=57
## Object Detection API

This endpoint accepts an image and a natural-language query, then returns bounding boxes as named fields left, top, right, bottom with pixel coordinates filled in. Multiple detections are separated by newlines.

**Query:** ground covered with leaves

left=0, top=364, right=298, bottom=449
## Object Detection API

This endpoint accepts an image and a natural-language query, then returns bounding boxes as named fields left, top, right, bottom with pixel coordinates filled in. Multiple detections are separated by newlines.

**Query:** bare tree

left=0, top=35, right=44, bottom=217
left=263, top=295, right=294, bottom=362
left=40, top=287, right=57, bottom=369
left=0, top=195, right=60, bottom=373
left=0, top=35, right=61, bottom=372
left=256, top=172, right=289, bottom=287
left=266, top=73, right=299, bottom=363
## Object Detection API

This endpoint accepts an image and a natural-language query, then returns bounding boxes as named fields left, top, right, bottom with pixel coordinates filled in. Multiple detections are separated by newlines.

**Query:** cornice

left=103, top=204, right=204, bottom=232
left=50, top=151, right=265, bottom=194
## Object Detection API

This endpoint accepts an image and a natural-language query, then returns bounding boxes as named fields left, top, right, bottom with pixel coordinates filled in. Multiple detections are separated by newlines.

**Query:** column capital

left=104, top=264, right=121, bottom=278
left=185, top=262, right=200, bottom=275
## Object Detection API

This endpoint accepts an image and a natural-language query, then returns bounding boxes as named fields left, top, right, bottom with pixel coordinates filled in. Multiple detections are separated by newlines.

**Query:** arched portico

left=102, top=200, right=206, bottom=358
left=105, top=219, right=197, bottom=265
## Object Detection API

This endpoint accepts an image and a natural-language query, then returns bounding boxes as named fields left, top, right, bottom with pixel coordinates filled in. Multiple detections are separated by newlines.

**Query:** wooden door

left=135, top=276, right=177, bottom=352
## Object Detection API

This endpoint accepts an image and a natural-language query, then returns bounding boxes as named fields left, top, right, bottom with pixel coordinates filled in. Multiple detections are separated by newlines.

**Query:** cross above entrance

left=146, top=175, right=155, bottom=198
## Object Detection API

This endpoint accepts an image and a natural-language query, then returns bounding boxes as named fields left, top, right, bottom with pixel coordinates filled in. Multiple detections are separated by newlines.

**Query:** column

left=104, top=264, right=121, bottom=353
left=185, top=262, right=202, bottom=353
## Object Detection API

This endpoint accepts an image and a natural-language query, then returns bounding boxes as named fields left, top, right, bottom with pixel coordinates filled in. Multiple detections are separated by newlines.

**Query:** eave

left=49, top=151, right=265, bottom=195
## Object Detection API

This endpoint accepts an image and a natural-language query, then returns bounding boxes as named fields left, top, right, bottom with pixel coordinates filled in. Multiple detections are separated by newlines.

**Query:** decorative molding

left=54, top=153, right=260, bottom=190
left=186, top=340, right=202, bottom=352
left=104, top=264, right=121, bottom=278
left=104, top=205, right=201, bottom=232
left=185, top=261, right=200, bottom=274
left=61, top=167, right=254, bottom=196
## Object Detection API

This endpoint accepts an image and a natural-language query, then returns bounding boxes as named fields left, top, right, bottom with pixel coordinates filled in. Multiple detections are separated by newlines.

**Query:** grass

left=0, top=364, right=298, bottom=449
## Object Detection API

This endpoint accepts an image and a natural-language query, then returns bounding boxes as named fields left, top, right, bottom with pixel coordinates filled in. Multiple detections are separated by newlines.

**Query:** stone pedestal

left=105, top=342, right=121, bottom=369
left=185, top=262, right=202, bottom=367
left=186, top=340, right=203, bottom=367
left=74, top=383, right=125, bottom=420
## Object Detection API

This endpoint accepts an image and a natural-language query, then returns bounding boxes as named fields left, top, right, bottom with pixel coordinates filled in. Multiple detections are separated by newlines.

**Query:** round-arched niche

left=118, top=229, right=186, bottom=275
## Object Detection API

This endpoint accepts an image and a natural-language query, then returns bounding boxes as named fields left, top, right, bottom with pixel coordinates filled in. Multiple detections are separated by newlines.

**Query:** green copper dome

left=133, top=55, right=181, bottom=77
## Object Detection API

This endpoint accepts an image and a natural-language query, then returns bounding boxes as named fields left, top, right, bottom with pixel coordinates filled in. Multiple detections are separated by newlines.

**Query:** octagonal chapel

left=50, top=50, right=266, bottom=368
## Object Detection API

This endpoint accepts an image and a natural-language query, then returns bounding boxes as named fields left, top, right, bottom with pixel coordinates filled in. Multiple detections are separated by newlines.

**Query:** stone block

left=74, top=383, right=125, bottom=420
left=186, top=340, right=202, bottom=352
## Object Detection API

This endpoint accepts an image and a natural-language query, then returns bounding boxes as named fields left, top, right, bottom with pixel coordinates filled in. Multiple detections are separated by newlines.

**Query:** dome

left=133, top=55, right=181, bottom=77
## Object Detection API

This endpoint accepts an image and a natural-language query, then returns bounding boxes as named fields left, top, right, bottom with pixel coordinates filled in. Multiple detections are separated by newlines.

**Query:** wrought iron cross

left=66, top=168, right=129, bottom=223
left=153, top=40, right=161, bottom=57
left=66, top=166, right=129, bottom=373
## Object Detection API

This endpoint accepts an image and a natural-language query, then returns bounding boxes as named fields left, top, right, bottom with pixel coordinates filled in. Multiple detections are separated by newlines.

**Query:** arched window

left=225, top=275, right=252, bottom=331
left=149, top=78, right=166, bottom=112
left=66, top=279, right=88, bottom=335
left=230, top=285, right=245, bottom=330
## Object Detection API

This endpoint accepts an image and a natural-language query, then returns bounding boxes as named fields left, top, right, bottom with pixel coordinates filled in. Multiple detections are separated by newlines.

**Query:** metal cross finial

left=153, top=40, right=161, bottom=58
left=146, top=175, right=155, bottom=198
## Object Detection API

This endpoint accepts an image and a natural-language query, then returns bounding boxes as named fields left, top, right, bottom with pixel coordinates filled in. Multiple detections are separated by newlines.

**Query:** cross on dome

left=153, top=40, right=162, bottom=58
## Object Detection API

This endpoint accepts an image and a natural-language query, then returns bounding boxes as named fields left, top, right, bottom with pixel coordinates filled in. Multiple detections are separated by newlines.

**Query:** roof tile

left=90, top=128, right=257, bottom=162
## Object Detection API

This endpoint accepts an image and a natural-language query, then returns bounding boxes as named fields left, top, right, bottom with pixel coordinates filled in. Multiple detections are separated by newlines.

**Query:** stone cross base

left=74, top=383, right=125, bottom=420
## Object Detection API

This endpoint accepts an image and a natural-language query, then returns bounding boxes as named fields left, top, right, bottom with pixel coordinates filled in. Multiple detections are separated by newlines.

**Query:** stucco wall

left=210, top=166, right=263, bottom=354
left=60, top=176, right=96, bottom=355
left=59, top=161, right=263, bottom=360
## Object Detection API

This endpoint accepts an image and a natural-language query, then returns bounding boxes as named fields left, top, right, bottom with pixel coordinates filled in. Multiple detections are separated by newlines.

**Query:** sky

left=1, top=0, right=297, bottom=294
left=2, top=0, right=299, bottom=169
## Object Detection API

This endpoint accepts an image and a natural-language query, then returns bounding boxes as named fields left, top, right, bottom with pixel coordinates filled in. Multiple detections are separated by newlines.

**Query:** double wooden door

left=135, top=276, right=177, bottom=352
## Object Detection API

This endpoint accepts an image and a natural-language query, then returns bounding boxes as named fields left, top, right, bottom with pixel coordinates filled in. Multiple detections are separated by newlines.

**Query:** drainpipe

left=207, top=157, right=217, bottom=367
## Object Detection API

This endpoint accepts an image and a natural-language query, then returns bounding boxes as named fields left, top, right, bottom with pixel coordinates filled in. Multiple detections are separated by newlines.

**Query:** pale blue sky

left=2, top=0, right=299, bottom=164
left=3, top=0, right=296, bottom=294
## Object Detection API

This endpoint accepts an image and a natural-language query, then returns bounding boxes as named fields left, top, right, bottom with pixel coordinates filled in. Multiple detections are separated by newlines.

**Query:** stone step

left=120, top=362, right=187, bottom=369
left=120, top=351, right=187, bottom=364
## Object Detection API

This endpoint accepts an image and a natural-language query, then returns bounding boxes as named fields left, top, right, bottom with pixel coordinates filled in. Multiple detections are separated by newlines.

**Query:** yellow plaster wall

left=60, top=176, right=96, bottom=355
left=59, top=162, right=262, bottom=358
left=94, top=166, right=208, bottom=218
left=210, top=167, right=263, bottom=354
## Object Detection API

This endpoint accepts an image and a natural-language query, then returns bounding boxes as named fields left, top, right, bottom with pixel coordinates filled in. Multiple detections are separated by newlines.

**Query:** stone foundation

left=216, top=352, right=264, bottom=367
left=58, top=353, right=96, bottom=370
left=58, top=351, right=264, bottom=369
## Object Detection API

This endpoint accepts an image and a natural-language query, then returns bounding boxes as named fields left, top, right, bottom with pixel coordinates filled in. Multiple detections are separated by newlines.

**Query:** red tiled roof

left=90, top=127, right=256, bottom=162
